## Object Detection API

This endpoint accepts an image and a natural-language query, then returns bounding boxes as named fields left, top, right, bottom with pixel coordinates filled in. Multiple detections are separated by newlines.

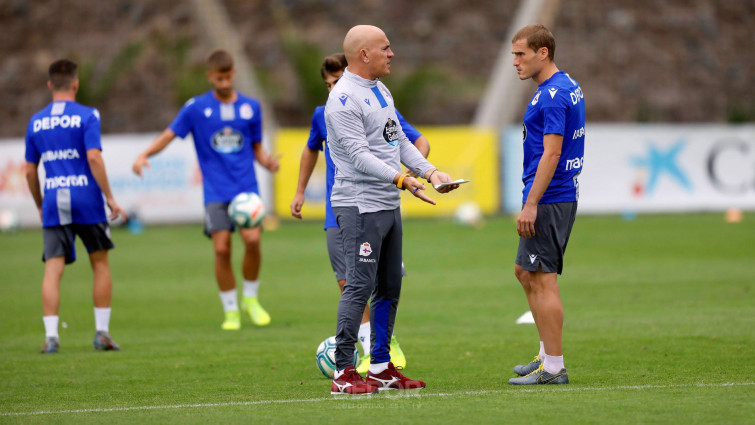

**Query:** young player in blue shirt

left=132, top=50, right=279, bottom=330
left=507, top=24, right=585, bottom=385
left=290, top=53, right=429, bottom=374
left=25, top=59, right=127, bottom=353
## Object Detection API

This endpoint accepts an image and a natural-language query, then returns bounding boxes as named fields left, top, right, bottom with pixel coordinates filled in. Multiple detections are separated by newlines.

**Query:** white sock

left=43, top=315, right=59, bottom=338
left=543, top=353, right=564, bottom=374
left=94, top=307, right=111, bottom=332
left=358, top=322, right=371, bottom=355
left=242, top=280, right=259, bottom=298
left=539, top=341, right=545, bottom=359
left=369, top=362, right=389, bottom=374
left=219, top=289, right=238, bottom=312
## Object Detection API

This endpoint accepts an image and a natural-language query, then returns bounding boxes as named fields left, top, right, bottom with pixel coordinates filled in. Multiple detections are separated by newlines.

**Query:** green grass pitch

left=1, top=213, right=753, bottom=424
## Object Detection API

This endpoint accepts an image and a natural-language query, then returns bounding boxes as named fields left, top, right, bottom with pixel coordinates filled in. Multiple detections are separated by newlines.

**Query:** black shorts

left=516, top=202, right=577, bottom=275
left=42, top=222, right=114, bottom=264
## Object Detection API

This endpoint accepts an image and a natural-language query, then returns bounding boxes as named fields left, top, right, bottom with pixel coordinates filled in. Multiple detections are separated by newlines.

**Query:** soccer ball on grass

left=315, top=336, right=359, bottom=378
left=228, top=192, right=265, bottom=228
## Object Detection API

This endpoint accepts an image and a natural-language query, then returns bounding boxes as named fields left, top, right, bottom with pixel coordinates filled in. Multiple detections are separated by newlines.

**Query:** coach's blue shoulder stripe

left=370, top=87, right=388, bottom=108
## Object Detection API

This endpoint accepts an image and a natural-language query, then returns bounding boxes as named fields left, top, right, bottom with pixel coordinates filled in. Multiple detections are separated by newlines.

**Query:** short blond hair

left=512, top=24, right=556, bottom=61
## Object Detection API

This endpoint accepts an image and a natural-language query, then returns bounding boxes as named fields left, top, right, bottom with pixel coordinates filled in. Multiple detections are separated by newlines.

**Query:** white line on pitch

left=2, top=382, right=753, bottom=417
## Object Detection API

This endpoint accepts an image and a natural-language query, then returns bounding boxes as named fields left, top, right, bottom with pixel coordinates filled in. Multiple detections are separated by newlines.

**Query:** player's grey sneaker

left=513, top=355, right=542, bottom=376
left=40, top=336, right=59, bottom=354
left=508, top=364, right=569, bottom=385
left=93, top=331, right=120, bottom=351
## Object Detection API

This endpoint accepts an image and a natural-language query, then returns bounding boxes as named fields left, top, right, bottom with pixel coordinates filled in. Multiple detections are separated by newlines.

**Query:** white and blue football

left=228, top=192, right=265, bottom=228
left=316, top=336, right=359, bottom=378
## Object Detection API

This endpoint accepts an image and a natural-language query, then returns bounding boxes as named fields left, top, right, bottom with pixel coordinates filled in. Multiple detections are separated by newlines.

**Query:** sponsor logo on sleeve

left=339, top=94, right=348, bottom=106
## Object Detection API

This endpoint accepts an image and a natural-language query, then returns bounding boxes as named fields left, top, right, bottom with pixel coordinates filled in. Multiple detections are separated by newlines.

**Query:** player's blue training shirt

left=170, top=91, right=263, bottom=204
left=521, top=71, right=585, bottom=204
left=25, top=101, right=106, bottom=227
left=307, top=106, right=422, bottom=229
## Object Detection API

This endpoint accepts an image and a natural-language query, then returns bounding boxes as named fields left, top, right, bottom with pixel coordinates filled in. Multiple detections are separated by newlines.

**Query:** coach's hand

left=427, top=170, right=459, bottom=193
left=404, top=175, right=436, bottom=205
left=517, top=203, right=537, bottom=238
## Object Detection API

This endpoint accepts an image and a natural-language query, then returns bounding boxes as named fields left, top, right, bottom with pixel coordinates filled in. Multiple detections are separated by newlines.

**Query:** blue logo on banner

left=630, top=140, right=692, bottom=195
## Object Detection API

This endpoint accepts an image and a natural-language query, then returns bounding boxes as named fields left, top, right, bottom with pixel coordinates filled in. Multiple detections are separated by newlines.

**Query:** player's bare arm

left=252, top=142, right=280, bottom=173
left=517, top=133, right=562, bottom=239
left=413, top=135, right=430, bottom=158
left=406, top=135, right=430, bottom=177
left=132, top=129, right=176, bottom=177
left=290, top=147, right=320, bottom=219
left=88, top=148, right=127, bottom=221
left=24, top=161, right=43, bottom=219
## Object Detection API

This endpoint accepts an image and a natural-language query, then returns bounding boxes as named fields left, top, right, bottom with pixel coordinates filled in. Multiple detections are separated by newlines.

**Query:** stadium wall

left=502, top=124, right=755, bottom=214
left=4, top=124, right=754, bottom=228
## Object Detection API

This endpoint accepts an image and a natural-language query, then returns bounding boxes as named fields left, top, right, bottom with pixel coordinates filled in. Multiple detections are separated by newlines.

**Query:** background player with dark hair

left=507, top=24, right=585, bottom=385
left=290, top=53, right=429, bottom=373
left=132, top=50, right=279, bottom=331
left=25, top=59, right=127, bottom=353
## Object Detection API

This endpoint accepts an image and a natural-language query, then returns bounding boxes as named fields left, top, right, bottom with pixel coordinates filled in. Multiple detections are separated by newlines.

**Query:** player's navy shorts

left=516, top=202, right=577, bottom=275
left=326, top=226, right=406, bottom=282
left=204, top=202, right=234, bottom=237
left=42, top=222, right=114, bottom=264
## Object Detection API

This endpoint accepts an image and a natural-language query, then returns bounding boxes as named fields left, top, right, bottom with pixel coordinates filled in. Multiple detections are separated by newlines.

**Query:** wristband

left=426, top=169, right=437, bottom=182
left=396, top=174, right=405, bottom=190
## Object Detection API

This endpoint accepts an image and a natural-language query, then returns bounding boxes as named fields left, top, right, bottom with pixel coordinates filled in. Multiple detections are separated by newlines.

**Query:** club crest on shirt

left=383, top=118, right=399, bottom=146
left=204, top=108, right=213, bottom=118
left=240, top=103, right=253, bottom=119
left=531, top=91, right=541, bottom=106
left=211, top=126, right=243, bottom=153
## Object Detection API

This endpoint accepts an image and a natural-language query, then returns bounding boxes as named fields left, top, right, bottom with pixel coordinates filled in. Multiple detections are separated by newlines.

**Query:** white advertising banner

left=0, top=134, right=205, bottom=227
left=502, top=124, right=755, bottom=214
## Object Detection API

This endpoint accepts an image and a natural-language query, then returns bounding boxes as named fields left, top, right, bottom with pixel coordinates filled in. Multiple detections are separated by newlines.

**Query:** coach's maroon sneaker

left=365, top=362, right=425, bottom=390
left=331, top=366, right=379, bottom=395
